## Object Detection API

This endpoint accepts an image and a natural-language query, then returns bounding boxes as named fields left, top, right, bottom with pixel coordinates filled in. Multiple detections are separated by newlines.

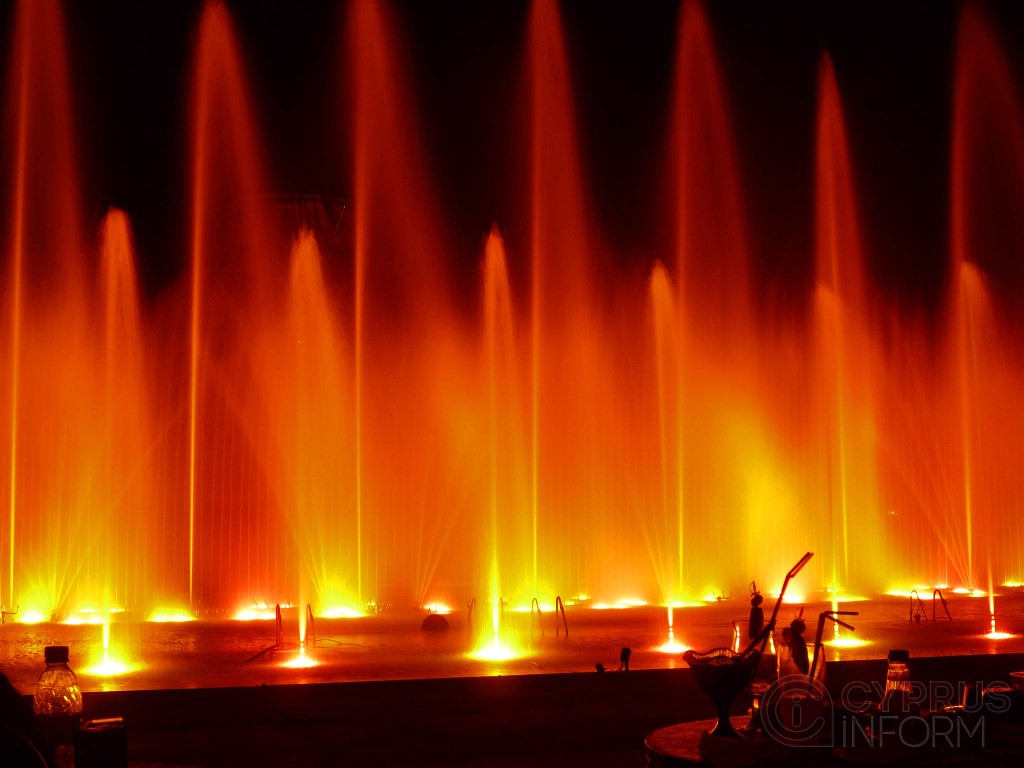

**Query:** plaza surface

left=3, top=593, right=1024, bottom=766
left=1, top=592, right=1022, bottom=694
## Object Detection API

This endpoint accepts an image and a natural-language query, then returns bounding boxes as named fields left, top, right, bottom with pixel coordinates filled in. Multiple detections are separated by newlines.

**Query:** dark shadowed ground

left=16, top=653, right=1024, bottom=767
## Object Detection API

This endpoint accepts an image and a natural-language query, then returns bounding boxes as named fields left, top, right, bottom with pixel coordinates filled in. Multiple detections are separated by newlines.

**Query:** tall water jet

left=348, top=0, right=468, bottom=609
left=811, top=54, right=882, bottom=594
left=0, top=0, right=1022, bottom=622
left=2, top=0, right=96, bottom=616
left=254, top=231, right=357, bottom=616
left=187, top=0, right=284, bottom=611
left=527, top=0, right=616, bottom=603
left=671, top=0, right=752, bottom=349
left=647, top=263, right=684, bottom=604
left=947, top=4, right=1024, bottom=589
left=661, top=0, right=774, bottom=595
left=480, top=226, right=530, bottom=650
left=96, top=210, right=154, bottom=614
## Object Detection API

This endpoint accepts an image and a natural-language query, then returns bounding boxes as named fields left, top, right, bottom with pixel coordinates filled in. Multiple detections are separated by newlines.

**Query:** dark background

left=5, top=0, right=1024, bottom=307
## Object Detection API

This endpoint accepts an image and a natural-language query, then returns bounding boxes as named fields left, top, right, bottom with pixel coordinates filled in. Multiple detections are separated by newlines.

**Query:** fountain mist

left=1, top=0, right=1022, bottom=632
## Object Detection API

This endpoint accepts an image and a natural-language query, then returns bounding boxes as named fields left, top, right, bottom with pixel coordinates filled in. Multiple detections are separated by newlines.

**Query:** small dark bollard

left=421, top=613, right=449, bottom=632
left=75, top=717, right=127, bottom=768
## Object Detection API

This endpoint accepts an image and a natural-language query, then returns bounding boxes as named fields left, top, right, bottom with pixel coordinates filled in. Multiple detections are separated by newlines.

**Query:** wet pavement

left=2, top=592, right=1023, bottom=695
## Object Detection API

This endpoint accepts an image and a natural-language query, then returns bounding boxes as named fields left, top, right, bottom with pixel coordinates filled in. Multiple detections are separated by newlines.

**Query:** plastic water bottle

left=33, top=645, right=83, bottom=768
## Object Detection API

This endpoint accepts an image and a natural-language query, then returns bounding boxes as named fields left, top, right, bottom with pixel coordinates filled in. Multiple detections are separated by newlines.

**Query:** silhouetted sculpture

left=747, top=583, right=764, bottom=640
left=788, top=616, right=809, bottom=675
left=618, top=647, right=631, bottom=671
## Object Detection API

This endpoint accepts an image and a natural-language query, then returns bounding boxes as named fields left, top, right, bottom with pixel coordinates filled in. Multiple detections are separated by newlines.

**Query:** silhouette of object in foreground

left=747, top=583, right=764, bottom=640
left=619, top=647, right=631, bottom=671
left=683, top=551, right=814, bottom=740
left=787, top=615, right=809, bottom=675
left=0, top=672, right=52, bottom=768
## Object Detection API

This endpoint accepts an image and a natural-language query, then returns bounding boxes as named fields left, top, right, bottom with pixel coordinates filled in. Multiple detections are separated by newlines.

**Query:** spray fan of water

left=1, top=0, right=1023, bottom=676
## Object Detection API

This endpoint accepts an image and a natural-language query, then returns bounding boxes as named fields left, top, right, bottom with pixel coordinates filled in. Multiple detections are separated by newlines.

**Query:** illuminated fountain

left=1, top=0, right=1023, bottom=684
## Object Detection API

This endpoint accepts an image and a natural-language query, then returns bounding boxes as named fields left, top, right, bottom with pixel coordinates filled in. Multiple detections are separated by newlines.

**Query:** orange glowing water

left=186, top=0, right=288, bottom=612
left=1, top=0, right=1023, bottom=639
left=811, top=54, right=882, bottom=594
left=947, top=5, right=1024, bottom=588
left=349, top=0, right=471, bottom=612
left=528, top=0, right=619, bottom=604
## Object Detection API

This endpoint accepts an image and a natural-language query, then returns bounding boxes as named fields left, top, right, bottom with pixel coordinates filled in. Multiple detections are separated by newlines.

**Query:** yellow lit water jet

left=320, top=606, right=365, bottom=619
left=148, top=608, right=196, bottom=623
left=83, top=621, right=139, bottom=676
left=233, top=606, right=278, bottom=621
left=85, top=653, right=136, bottom=677
left=825, top=637, right=870, bottom=649
left=986, top=581, right=1013, bottom=638
left=422, top=603, right=451, bottom=614
left=282, top=645, right=319, bottom=669
left=469, top=637, right=520, bottom=662
left=986, top=615, right=1013, bottom=640
left=657, top=606, right=688, bottom=653
left=3, top=0, right=1024, bottom=629
left=593, top=600, right=648, bottom=610
left=63, top=612, right=104, bottom=626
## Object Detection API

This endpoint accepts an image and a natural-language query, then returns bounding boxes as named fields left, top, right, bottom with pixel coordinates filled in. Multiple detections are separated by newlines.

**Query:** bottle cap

left=887, top=649, right=910, bottom=664
left=44, top=645, right=70, bottom=664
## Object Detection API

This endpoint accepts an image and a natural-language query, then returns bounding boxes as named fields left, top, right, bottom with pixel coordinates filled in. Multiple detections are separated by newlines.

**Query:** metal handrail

left=305, top=604, right=317, bottom=648
left=555, top=596, right=569, bottom=638
left=808, top=610, right=858, bottom=685
left=910, top=590, right=927, bottom=621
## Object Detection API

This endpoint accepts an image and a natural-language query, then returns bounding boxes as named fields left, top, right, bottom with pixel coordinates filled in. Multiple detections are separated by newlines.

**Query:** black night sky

left=6, top=0, right=1024, bottom=309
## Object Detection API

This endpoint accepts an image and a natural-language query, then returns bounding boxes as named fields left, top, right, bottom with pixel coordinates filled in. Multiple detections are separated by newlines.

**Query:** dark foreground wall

left=27, top=653, right=1024, bottom=768
left=68, top=669, right=709, bottom=767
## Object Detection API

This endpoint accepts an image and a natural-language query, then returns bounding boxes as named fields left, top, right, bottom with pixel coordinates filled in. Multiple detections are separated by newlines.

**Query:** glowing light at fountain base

left=148, top=609, right=196, bottom=623
left=82, top=622, right=140, bottom=677
left=985, top=587, right=1013, bottom=638
left=657, top=606, right=689, bottom=653
left=281, top=646, right=319, bottom=669
left=83, top=651, right=139, bottom=677
left=63, top=614, right=105, bottom=626
left=320, top=607, right=365, bottom=619
left=985, top=616, right=1014, bottom=640
left=593, top=599, right=648, bottom=610
left=657, top=628, right=687, bottom=654
left=469, top=636, right=521, bottom=662
left=2, top=0, right=1023, bottom=624
left=421, top=603, right=452, bottom=615
left=233, top=605, right=280, bottom=621
left=825, top=637, right=870, bottom=649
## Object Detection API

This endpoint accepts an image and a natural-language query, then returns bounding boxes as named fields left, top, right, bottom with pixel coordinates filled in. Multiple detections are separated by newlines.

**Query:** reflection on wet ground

left=2, top=593, right=1022, bottom=694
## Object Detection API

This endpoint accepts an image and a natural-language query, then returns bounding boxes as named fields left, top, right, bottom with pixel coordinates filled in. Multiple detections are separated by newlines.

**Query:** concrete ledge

left=20, top=653, right=1024, bottom=767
